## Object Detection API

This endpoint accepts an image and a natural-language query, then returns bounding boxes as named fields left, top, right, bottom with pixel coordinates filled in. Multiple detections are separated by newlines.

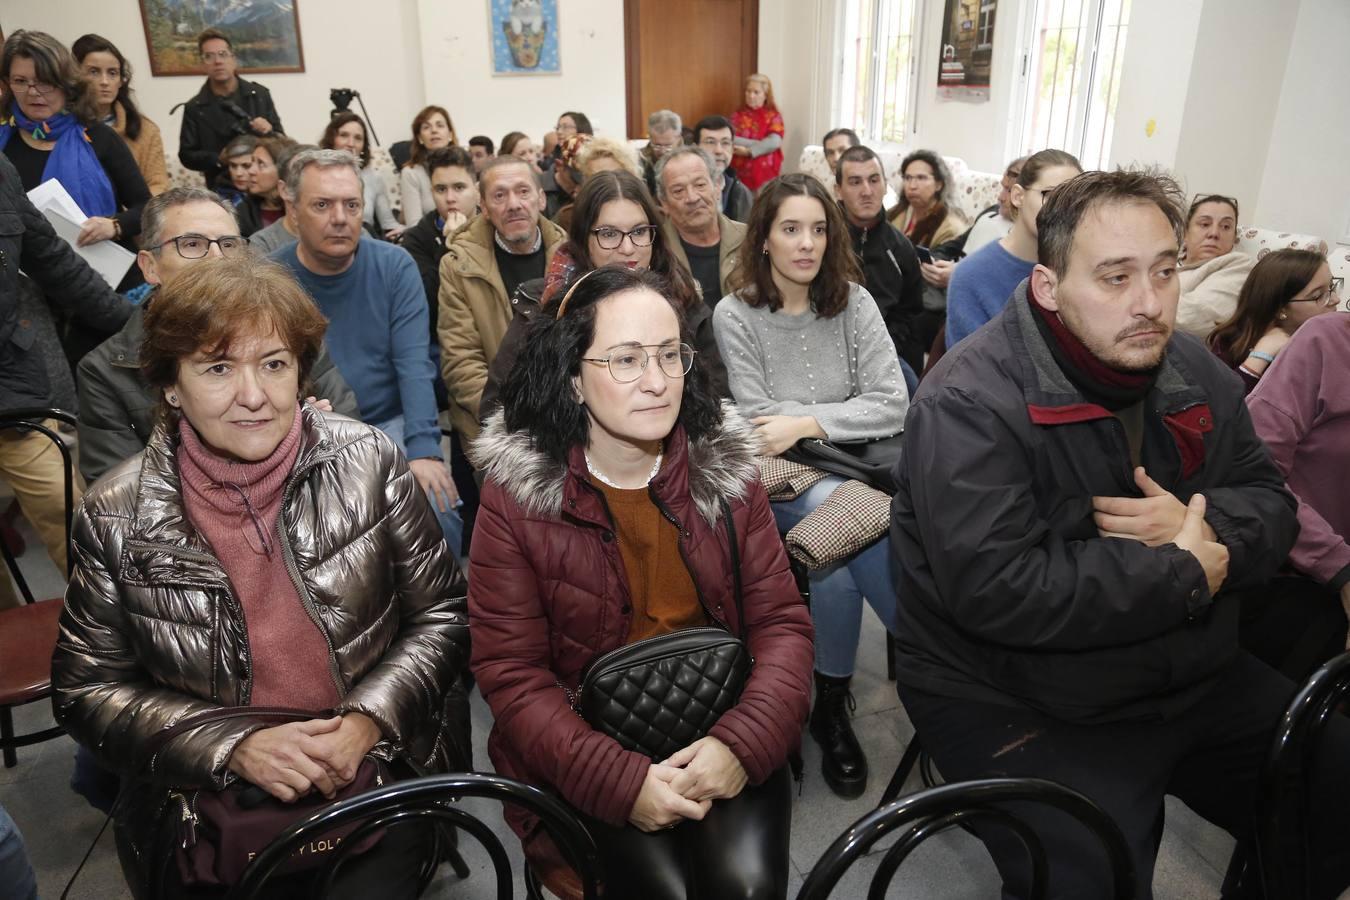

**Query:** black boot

left=809, top=671, right=868, bottom=798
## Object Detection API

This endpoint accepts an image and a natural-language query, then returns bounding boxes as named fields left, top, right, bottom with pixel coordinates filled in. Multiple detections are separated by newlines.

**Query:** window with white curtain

left=838, top=0, right=921, bottom=143
left=1015, top=0, right=1130, bottom=169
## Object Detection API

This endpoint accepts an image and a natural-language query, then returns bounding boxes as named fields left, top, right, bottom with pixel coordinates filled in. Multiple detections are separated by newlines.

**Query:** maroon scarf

left=1027, top=287, right=1158, bottom=408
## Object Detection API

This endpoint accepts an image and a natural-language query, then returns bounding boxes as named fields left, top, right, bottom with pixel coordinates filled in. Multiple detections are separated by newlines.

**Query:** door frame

left=623, top=0, right=760, bottom=138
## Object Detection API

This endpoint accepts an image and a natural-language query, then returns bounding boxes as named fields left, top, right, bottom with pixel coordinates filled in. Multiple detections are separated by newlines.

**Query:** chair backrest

left=388, top=140, right=413, bottom=172
left=0, top=409, right=77, bottom=603
left=796, top=777, right=1136, bottom=900
left=1256, top=651, right=1350, bottom=900
left=227, top=772, right=601, bottom=900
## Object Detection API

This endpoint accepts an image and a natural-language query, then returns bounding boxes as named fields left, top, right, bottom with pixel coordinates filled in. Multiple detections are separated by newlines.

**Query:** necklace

left=586, top=452, right=663, bottom=489
left=494, top=225, right=542, bottom=255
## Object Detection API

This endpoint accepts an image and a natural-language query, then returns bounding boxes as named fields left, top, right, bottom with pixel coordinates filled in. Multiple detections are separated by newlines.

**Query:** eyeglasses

left=1289, top=277, right=1344, bottom=308
left=901, top=173, right=934, bottom=184
left=201, top=50, right=234, bottom=62
left=153, top=234, right=248, bottom=260
left=581, top=343, right=696, bottom=383
left=590, top=225, right=658, bottom=250
left=6, top=77, right=57, bottom=96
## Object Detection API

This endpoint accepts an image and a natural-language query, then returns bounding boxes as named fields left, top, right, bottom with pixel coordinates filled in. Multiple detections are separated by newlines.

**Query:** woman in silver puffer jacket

left=52, top=258, right=468, bottom=899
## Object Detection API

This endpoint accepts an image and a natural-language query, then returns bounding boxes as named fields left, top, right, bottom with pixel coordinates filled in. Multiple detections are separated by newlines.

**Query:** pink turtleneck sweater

left=178, top=413, right=341, bottom=710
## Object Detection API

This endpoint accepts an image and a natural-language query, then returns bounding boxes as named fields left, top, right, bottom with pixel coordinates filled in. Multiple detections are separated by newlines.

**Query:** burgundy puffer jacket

left=468, top=405, right=813, bottom=842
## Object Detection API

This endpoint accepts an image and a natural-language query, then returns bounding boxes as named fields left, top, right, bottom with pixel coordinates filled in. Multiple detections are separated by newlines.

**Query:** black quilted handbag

left=576, top=501, right=751, bottom=761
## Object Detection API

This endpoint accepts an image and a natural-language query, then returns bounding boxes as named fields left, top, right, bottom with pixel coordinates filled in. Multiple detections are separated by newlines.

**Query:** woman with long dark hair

left=73, top=33, right=168, bottom=195
left=400, top=104, right=456, bottom=224
left=0, top=30, right=149, bottom=247
left=886, top=149, right=966, bottom=248
left=1208, top=248, right=1339, bottom=394
left=321, top=111, right=399, bottom=236
left=482, top=169, right=729, bottom=414
left=715, top=173, right=908, bottom=799
left=469, top=266, right=812, bottom=898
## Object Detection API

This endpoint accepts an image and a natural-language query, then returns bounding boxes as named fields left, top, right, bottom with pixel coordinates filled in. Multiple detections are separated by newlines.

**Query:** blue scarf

left=0, top=110, right=116, bottom=218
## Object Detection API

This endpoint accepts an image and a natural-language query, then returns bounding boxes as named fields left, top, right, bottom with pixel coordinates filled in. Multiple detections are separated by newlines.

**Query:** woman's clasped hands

left=628, top=736, right=748, bottom=832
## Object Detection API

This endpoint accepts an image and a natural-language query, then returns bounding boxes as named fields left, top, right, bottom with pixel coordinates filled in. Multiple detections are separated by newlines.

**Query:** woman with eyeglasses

left=945, top=149, right=1081, bottom=348
left=1243, top=286, right=1350, bottom=680
left=72, top=34, right=169, bottom=196
left=481, top=170, right=729, bottom=418
left=1208, top=248, right=1341, bottom=394
left=1177, top=193, right=1256, bottom=337
left=0, top=30, right=149, bottom=249
left=715, top=173, right=908, bottom=800
left=469, top=265, right=811, bottom=899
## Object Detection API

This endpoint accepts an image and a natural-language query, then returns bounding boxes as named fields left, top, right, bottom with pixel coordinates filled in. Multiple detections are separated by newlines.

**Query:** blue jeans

left=0, top=804, right=37, bottom=900
left=772, top=476, right=898, bottom=678
left=374, top=416, right=464, bottom=559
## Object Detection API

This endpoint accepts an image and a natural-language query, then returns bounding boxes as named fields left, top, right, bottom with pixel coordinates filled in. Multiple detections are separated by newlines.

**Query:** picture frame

left=489, top=0, right=561, bottom=77
left=138, top=0, right=306, bottom=77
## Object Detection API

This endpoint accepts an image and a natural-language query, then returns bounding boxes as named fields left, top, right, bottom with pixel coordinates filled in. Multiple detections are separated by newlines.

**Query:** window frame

left=835, top=0, right=923, bottom=146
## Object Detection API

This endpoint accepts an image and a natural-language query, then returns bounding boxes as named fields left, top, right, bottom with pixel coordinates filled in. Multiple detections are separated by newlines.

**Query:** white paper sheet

left=42, top=209, right=136, bottom=289
left=27, top=179, right=87, bottom=223
left=27, top=180, right=136, bottom=287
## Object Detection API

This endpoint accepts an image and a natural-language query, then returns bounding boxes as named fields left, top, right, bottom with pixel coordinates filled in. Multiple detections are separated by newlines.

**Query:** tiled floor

left=2, top=509, right=1247, bottom=898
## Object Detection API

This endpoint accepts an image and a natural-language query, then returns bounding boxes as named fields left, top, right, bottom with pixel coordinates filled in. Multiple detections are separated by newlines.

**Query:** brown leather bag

left=147, top=707, right=388, bottom=887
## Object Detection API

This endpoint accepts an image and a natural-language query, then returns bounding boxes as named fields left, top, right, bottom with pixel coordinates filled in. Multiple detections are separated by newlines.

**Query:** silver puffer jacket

left=52, top=405, right=468, bottom=890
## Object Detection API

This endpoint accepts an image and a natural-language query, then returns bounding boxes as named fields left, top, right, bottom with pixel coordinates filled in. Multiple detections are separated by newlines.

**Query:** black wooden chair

left=798, top=777, right=1137, bottom=899
left=1252, top=651, right=1350, bottom=900
left=0, top=408, right=76, bottom=767
left=227, top=772, right=601, bottom=900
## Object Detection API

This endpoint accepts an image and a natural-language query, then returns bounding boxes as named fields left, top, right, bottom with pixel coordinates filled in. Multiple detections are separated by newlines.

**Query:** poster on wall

left=936, top=0, right=995, bottom=103
left=489, top=0, right=561, bottom=76
left=138, top=0, right=305, bottom=76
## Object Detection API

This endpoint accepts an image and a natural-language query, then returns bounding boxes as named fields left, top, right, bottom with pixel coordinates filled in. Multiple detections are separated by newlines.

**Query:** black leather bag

left=782, top=433, right=904, bottom=495
left=576, top=501, right=751, bottom=761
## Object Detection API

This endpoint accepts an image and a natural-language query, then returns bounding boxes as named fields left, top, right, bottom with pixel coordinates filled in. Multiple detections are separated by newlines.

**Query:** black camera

left=330, top=89, right=356, bottom=113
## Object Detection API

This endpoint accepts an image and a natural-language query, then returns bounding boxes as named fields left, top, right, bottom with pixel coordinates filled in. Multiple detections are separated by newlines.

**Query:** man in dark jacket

left=77, top=187, right=357, bottom=484
left=891, top=169, right=1350, bottom=897
left=178, top=29, right=285, bottom=187
left=0, top=154, right=130, bottom=605
left=836, top=146, right=924, bottom=374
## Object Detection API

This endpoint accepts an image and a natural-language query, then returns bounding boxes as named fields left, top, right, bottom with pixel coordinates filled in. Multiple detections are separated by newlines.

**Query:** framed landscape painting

left=138, top=0, right=305, bottom=76
left=489, top=0, right=561, bottom=76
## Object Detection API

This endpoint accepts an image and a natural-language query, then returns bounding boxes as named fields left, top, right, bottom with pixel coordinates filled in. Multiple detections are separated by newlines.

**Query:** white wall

left=0, top=0, right=426, bottom=160
left=1170, top=1, right=1297, bottom=219
left=1109, top=0, right=1204, bottom=170
left=758, top=0, right=836, bottom=169
left=1253, top=0, right=1350, bottom=243
left=416, top=0, right=626, bottom=146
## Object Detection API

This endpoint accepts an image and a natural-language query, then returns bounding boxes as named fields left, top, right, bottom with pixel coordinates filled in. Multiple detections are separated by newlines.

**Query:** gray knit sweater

left=713, top=282, right=909, bottom=441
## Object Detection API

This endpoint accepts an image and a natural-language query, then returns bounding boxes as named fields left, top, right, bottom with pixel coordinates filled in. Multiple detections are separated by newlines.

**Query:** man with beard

left=438, top=157, right=565, bottom=443
left=890, top=169, right=1350, bottom=898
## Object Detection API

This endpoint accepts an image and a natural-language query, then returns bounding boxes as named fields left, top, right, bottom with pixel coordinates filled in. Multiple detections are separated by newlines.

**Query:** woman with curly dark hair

left=321, top=111, right=399, bottom=236
left=715, top=172, right=908, bottom=800
left=1208, top=248, right=1339, bottom=394
left=469, top=265, right=812, bottom=898
left=886, top=149, right=966, bottom=248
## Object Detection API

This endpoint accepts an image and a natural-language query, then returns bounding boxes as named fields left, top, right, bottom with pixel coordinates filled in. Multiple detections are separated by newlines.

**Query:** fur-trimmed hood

left=469, top=401, right=759, bottom=526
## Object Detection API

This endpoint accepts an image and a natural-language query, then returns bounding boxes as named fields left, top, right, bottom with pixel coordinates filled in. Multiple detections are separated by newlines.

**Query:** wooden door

left=624, top=0, right=759, bottom=139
